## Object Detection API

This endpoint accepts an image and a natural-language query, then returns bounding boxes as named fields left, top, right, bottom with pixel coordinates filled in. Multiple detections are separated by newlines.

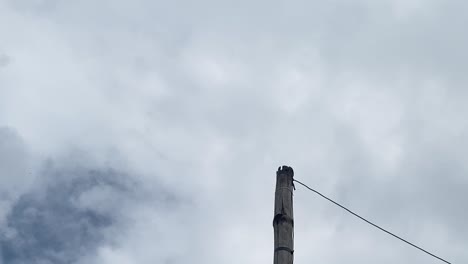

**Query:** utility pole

left=273, top=165, right=294, bottom=264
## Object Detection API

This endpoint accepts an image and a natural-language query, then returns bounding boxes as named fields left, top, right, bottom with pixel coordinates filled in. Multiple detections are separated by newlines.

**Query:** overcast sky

left=0, top=0, right=467, bottom=263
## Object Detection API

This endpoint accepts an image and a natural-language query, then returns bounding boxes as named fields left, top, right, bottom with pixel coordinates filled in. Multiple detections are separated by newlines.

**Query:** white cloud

left=1, top=0, right=467, bottom=263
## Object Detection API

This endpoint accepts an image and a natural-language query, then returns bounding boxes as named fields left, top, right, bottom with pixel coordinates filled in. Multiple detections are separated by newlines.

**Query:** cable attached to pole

left=293, top=179, right=452, bottom=264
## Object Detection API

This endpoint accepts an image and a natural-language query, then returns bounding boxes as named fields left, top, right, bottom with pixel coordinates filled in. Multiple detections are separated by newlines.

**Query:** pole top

left=277, top=165, right=294, bottom=177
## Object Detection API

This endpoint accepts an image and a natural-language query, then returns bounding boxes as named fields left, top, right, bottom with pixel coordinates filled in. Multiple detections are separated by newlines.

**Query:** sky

left=0, top=0, right=467, bottom=263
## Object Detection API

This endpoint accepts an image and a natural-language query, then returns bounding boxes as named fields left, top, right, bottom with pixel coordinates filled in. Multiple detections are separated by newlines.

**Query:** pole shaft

left=273, top=166, right=294, bottom=264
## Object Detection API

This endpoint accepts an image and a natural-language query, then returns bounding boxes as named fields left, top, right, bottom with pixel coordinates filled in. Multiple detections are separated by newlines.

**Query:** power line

left=293, top=179, right=452, bottom=264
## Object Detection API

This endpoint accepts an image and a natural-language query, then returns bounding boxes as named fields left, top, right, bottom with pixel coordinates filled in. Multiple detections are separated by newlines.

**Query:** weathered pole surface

left=273, top=165, right=294, bottom=264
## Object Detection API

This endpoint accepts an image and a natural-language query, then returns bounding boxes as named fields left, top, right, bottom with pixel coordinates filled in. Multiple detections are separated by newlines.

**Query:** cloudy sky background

left=1, top=0, right=467, bottom=263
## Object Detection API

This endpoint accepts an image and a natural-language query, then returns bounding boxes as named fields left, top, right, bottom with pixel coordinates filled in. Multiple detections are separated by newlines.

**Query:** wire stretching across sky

left=293, top=179, right=452, bottom=264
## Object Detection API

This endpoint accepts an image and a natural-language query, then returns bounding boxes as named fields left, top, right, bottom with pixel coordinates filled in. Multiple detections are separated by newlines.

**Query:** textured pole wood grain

left=273, top=166, right=294, bottom=264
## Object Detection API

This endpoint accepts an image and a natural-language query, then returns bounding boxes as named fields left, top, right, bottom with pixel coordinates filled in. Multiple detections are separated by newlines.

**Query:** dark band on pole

left=273, top=213, right=294, bottom=227
left=275, top=247, right=294, bottom=254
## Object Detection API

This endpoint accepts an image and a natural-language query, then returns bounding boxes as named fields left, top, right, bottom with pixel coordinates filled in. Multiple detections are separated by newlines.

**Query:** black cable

left=293, top=179, right=452, bottom=264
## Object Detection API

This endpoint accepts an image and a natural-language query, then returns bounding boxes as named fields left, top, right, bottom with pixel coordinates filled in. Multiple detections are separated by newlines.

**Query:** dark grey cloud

left=1, top=163, right=132, bottom=264
left=0, top=151, right=181, bottom=264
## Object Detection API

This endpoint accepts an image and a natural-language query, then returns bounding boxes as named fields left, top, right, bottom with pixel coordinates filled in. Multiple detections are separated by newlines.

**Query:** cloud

left=0, top=54, right=9, bottom=68
left=0, top=127, right=35, bottom=228
left=0, top=0, right=467, bottom=264
left=0, top=153, right=182, bottom=264
left=0, top=162, right=125, bottom=263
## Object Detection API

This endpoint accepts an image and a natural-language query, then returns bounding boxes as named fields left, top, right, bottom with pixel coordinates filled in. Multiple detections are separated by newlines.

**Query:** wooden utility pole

left=273, top=165, right=294, bottom=264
